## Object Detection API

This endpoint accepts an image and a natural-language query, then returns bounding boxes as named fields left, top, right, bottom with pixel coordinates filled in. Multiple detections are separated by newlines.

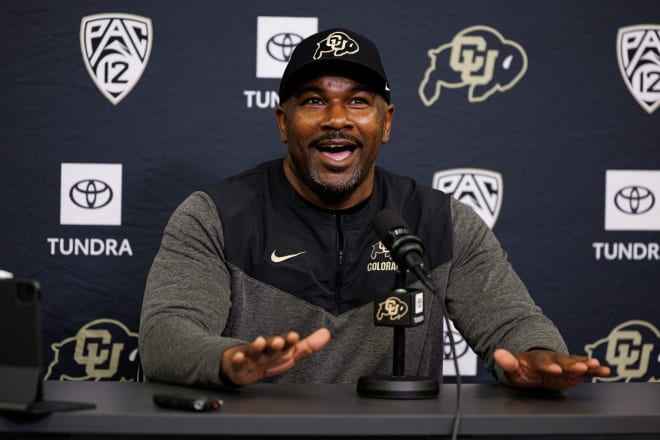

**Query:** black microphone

left=372, top=209, right=430, bottom=283
left=372, top=209, right=463, bottom=438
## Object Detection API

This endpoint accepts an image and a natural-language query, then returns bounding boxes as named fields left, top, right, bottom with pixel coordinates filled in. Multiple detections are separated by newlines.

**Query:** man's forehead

left=288, top=64, right=383, bottom=96
left=299, top=74, right=375, bottom=90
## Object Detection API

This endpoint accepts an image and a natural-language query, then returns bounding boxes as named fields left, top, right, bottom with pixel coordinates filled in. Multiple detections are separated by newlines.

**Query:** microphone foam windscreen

left=372, top=209, right=409, bottom=243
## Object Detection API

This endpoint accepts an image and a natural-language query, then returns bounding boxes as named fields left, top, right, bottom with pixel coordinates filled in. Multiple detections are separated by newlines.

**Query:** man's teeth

left=321, top=149, right=352, bottom=161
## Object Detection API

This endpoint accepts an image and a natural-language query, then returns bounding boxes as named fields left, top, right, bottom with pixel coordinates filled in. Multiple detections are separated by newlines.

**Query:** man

left=139, top=28, right=609, bottom=390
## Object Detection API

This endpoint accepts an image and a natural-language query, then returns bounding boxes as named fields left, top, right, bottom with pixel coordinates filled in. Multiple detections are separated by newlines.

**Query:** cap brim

left=279, top=59, right=390, bottom=103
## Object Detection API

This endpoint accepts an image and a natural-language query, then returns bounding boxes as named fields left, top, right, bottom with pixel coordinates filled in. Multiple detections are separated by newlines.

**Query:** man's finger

left=262, top=332, right=301, bottom=355
left=230, top=349, right=246, bottom=365
left=293, top=328, right=331, bottom=360
left=244, top=336, right=268, bottom=359
left=562, top=361, right=588, bottom=374
left=593, top=365, right=611, bottom=377
left=493, top=348, right=519, bottom=372
left=285, top=331, right=301, bottom=345
left=537, top=361, right=563, bottom=375
left=262, top=328, right=331, bottom=377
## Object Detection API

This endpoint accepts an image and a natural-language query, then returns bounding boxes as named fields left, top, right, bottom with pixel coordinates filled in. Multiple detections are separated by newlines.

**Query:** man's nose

left=321, top=102, right=353, bottom=129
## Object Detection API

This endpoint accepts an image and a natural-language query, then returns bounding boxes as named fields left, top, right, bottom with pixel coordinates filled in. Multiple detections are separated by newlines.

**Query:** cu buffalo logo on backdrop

left=419, top=25, right=528, bottom=105
left=432, top=168, right=503, bottom=229
left=617, top=24, right=660, bottom=114
left=585, top=320, right=660, bottom=383
left=80, top=13, right=153, bottom=105
left=44, top=319, right=139, bottom=381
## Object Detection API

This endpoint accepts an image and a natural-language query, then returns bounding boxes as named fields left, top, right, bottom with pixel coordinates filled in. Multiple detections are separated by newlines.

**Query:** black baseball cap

left=278, top=28, right=391, bottom=103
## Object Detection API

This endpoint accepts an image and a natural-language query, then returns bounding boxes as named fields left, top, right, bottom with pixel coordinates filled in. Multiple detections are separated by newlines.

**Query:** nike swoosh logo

left=270, top=250, right=306, bottom=263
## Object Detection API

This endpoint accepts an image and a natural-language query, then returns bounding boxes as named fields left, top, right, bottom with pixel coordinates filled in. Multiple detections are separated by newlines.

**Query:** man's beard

left=302, top=131, right=365, bottom=205
left=304, top=163, right=363, bottom=206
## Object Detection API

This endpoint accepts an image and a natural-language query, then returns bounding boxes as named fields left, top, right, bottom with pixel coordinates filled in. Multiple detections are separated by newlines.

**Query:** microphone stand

left=356, top=266, right=440, bottom=399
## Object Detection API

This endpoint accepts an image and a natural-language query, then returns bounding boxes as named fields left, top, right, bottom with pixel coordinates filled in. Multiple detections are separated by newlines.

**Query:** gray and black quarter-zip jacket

left=139, top=159, right=567, bottom=386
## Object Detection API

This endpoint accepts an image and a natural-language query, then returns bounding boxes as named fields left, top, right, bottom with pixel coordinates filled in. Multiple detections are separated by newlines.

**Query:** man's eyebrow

left=295, top=85, right=324, bottom=96
left=294, top=83, right=377, bottom=97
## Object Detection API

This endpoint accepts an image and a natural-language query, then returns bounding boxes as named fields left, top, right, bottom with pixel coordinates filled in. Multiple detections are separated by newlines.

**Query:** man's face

left=276, top=74, right=394, bottom=209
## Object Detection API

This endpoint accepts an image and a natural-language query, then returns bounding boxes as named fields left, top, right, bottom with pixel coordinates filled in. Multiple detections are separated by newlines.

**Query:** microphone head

left=372, top=209, right=410, bottom=246
left=372, top=209, right=425, bottom=272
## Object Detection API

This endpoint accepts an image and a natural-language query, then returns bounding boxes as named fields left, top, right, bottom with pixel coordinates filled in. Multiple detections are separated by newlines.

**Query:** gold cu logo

left=73, top=328, right=124, bottom=379
left=376, top=297, right=408, bottom=321
left=605, top=330, right=653, bottom=377
left=419, top=25, right=528, bottom=105
left=585, top=320, right=660, bottom=382
left=45, top=318, right=138, bottom=381
left=370, top=241, right=391, bottom=260
left=450, top=35, right=499, bottom=86
left=314, top=31, right=359, bottom=59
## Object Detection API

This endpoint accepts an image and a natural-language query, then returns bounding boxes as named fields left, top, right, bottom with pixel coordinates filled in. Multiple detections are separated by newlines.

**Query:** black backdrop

left=1, top=0, right=658, bottom=383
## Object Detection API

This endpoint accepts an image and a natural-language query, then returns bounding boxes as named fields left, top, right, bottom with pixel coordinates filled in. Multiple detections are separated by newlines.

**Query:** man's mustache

left=309, top=132, right=363, bottom=149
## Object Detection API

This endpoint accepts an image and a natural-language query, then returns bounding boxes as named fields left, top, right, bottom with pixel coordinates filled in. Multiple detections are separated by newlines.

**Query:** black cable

left=418, top=274, right=462, bottom=440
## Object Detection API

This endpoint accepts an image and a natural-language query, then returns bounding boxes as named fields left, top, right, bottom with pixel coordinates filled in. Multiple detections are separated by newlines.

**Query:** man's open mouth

left=316, top=144, right=356, bottom=162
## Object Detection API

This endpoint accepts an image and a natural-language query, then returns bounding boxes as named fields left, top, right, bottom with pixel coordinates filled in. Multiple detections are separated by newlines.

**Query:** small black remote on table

left=153, top=393, right=223, bottom=412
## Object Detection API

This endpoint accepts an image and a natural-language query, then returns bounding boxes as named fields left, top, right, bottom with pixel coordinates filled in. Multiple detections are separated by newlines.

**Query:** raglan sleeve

left=444, top=198, right=568, bottom=379
left=138, top=191, right=246, bottom=386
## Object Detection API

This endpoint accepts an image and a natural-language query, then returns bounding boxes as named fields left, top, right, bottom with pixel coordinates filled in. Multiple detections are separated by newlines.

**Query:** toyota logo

left=614, top=185, right=655, bottom=215
left=266, top=32, right=303, bottom=62
left=443, top=329, right=469, bottom=360
left=69, top=179, right=113, bottom=209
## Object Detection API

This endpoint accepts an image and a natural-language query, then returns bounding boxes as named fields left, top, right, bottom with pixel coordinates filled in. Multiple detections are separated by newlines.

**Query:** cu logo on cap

left=266, top=32, right=303, bottom=62
left=314, top=31, right=359, bottom=59
left=614, top=185, right=655, bottom=215
left=69, top=179, right=114, bottom=209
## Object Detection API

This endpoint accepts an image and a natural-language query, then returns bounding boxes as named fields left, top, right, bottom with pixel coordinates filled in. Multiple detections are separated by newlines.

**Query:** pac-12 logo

left=80, top=13, right=153, bottom=105
left=617, top=25, right=660, bottom=114
left=432, top=168, right=503, bottom=229
left=419, top=25, right=527, bottom=105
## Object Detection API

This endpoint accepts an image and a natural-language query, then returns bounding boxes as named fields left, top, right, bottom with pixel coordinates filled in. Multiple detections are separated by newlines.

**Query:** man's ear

left=381, top=103, right=395, bottom=144
left=275, top=106, right=287, bottom=143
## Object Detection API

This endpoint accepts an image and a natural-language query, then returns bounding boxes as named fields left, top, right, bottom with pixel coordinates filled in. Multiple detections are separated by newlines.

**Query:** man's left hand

left=493, top=348, right=611, bottom=390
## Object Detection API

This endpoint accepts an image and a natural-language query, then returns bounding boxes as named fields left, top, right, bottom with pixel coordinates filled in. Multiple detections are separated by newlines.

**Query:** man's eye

left=304, top=97, right=324, bottom=105
left=350, top=97, right=369, bottom=105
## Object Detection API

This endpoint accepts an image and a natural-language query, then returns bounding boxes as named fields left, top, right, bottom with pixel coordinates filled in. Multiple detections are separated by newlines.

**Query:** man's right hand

left=220, top=328, right=331, bottom=386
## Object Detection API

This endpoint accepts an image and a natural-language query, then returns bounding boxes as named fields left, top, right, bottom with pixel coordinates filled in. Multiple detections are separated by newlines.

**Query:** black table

left=0, top=381, right=659, bottom=439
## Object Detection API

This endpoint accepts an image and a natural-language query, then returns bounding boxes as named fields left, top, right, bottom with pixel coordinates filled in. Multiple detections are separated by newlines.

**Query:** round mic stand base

left=357, top=375, right=439, bottom=399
